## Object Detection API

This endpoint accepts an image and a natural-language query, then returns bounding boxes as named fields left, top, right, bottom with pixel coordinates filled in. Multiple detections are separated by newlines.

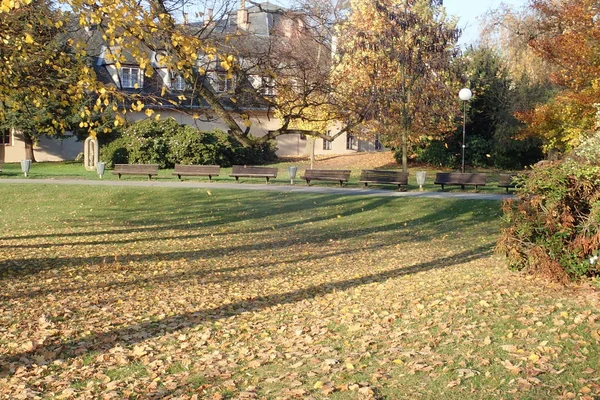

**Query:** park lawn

left=0, top=184, right=598, bottom=399
left=0, top=159, right=516, bottom=193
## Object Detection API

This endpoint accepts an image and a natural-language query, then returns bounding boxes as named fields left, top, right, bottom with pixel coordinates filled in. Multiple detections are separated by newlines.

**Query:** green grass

left=0, top=184, right=598, bottom=399
left=0, top=159, right=518, bottom=193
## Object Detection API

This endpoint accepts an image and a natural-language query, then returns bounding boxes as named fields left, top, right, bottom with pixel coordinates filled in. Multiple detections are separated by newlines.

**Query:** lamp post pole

left=458, top=88, right=472, bottom=174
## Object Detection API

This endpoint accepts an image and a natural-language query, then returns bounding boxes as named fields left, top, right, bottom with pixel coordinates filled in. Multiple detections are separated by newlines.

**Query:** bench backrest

left=231, top=165, right=278, bottom=176
left=360, top=169, right=408, bottom=184
left=435, top=172, right=487, bottom=185
left=304, top=169, right=351, bottom=180
left=174, top=164, right=220, bottom=174
left=498, top=173, right=517, bottom=187
left=114, top=164, right=159, bottom=173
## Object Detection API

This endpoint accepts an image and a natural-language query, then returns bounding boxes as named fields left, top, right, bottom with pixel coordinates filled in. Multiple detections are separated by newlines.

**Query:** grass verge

left=0, top=184, right=598, bottom=399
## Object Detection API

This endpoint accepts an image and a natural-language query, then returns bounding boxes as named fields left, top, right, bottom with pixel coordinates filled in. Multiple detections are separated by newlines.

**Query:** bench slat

left=498, top=173, right=518, bottom=193
left=112, top=164, right=159, bottom=181
left=172, top=164, right=220, bottom=181
left=302, top=169, right=351, bottom=187
left=359, top=170, right=408, bottom=189
left=434, top=172, right=487, bottom=191
left=230, top=165, right=278, bottom=183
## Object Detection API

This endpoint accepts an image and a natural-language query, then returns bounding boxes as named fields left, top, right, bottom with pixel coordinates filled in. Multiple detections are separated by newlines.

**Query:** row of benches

left=112, top=164, right=519, bottom=191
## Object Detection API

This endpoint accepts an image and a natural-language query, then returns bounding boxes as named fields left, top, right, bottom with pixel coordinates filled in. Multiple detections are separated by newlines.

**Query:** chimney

left=237, top=0, right=249, bottom=31
left=204, top=8, right=213, bottom=26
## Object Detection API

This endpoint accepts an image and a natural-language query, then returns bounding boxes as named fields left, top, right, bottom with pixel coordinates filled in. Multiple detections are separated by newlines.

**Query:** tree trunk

left=401, top=129, right=408, bottom=173
left=23, top=133, right=36, bottom=162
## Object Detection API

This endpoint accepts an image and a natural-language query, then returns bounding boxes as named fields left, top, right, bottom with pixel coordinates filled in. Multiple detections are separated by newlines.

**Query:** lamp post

left=458, top=88, right=472, bottom=174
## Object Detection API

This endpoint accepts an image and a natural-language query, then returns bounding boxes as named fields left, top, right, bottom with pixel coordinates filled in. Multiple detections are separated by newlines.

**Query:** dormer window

left=172, top=74, right=187, bottom=91
left=249, top=75, right=277, bottom=96
left=260, top=76, right=276, bottom=96
left=120, top=67, right=143, bottom=89
left=214, top=72, right=235, bottom=93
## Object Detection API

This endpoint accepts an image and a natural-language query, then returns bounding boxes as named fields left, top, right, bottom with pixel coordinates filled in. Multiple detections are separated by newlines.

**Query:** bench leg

left=177, top=174, right=182, bottom=181
left=364, top=183, right=368, bottom=188
left=148, top=175, right=152, bottom=181
left=117, top=173, right=121, bottom=180
left=306, top=179, right=311, bottom=186
left=235, top=176, right=240, bottom=183
left=208, top=175, right=212, bottom=182
left=339, top=181, right=344, bottom=187
left=265, top=177, right=270, bottom=184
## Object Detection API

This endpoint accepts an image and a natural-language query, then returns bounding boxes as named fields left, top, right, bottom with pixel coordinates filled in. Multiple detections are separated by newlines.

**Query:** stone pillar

left=84, top=136, right=99, bottom=171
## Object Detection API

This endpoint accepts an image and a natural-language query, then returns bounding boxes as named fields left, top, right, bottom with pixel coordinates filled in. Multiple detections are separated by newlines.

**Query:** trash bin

left=288, top=166, right=298, bottom=185
left=20, top=160, right=31, bottom=177
left=416, top=171, right=427, bottom=191
left=96, top=161, right=106, bottom=179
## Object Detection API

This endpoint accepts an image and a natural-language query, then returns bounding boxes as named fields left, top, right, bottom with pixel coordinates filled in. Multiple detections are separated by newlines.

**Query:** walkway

left=0, top=178, right=514, bottom=201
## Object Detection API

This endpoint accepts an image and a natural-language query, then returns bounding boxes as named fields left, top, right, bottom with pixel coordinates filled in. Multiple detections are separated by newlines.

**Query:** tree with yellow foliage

left=332, top=0, right=460, bottom=171
left=0, top=0, right=92, bottom=160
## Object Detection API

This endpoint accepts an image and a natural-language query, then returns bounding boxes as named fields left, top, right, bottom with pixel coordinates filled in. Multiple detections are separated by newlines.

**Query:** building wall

left=0, top=112, right=385, bottom=163
left=0, top=129, right=82, bottom=163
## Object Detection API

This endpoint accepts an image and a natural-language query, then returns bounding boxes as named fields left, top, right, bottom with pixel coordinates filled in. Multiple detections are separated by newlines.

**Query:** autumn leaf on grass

left=456, top=368, right=480, bottom=378
left=501, top=359, right=522, bottom=375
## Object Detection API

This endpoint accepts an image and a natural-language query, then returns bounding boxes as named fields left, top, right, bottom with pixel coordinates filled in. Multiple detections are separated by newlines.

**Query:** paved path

left=0, top=178, right=514, bottom=200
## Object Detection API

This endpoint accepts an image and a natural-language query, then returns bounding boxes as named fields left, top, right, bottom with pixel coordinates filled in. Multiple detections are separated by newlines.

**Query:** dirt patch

left=279, top=152, right=400, bottom=170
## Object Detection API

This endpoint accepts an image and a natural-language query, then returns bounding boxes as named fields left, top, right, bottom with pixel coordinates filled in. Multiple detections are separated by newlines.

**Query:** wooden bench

left=359, top=170, right=408, bottom=190
left=498, top=173, right=518, bottom=193
left=434, top=172, right=487, bottom=191
left=230, top=165, right=278, bottom=183
left=112, top=164, right=158, bottom=180
left=302, top=169, right=351, bottom=187
left=172, top=164, right=220, bottom=181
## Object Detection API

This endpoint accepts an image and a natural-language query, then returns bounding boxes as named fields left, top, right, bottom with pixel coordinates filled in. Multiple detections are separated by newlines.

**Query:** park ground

left=1, top=157, right=599, bottom=399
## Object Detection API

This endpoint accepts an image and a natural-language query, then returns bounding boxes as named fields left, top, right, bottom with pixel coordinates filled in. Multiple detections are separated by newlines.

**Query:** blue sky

left=443, top=0, right=528, bottom=46
left=269, top=0, right=529, bottom=46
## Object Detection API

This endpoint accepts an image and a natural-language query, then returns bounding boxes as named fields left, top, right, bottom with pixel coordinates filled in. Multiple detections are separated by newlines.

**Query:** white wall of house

left=0, top=112, right=385, bottom=164
left=0, top=129, right=82, bottom=163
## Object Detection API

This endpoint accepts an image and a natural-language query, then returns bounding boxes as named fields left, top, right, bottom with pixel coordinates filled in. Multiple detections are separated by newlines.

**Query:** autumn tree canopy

left=331, top=0, right=460, bottom=171
left=517, top=0, right=600, bottom=153
left=0, top=0, right=91, bottom=160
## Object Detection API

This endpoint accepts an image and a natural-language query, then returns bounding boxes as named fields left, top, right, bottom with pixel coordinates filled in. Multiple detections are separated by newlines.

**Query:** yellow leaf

left=24, top=33, right=34, bottom=44
left=313, top=381, right=324, bottom=389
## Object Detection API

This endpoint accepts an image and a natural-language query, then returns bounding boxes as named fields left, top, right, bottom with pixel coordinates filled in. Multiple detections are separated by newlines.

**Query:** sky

left=269, top=0, right=529, bottom=47
left=435, top=0, right=528, bottom=46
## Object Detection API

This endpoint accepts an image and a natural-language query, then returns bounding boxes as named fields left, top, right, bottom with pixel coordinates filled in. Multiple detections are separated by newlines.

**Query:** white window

left=214, top=72, right=234, bottom=93
left=172, top=74, right=187, bottom=91
left=346, top=133, right=357, bottom=150
left=120, top=67, right=143, bottom=89
left=261, top=76, right=276, bottom=96
left=323, top=132, right=332, bottom=150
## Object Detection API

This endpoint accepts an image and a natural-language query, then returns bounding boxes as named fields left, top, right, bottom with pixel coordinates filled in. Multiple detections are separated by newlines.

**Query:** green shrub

left=497, top=160, right=600, bottom=281
left=410, top=139, right=455, bottom=167
left=122, top=118, right=179, bottom=168
left=100, top=137, right=129, bottom=168
left=168, top=128, right=232, bottom=166
left=100, top=118, right=278, bottom=169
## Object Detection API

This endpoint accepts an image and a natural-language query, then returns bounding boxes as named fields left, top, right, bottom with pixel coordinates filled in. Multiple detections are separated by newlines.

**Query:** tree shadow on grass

left=0, top=196, right=498, bottom=281
left=0, top=243, right=493, bottom=376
